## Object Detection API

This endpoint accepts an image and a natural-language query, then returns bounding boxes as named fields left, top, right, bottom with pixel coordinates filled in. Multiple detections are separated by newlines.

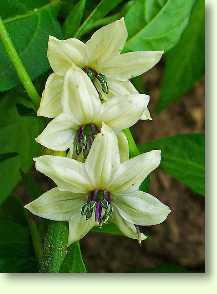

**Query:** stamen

left=83, top=67, right=109, bottom=98
left=74, top=124, right=99, bottom=160
left=81, top=189, right=113, bottom=225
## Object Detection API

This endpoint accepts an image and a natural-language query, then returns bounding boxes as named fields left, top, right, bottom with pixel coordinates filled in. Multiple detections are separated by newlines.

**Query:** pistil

left=81, top=189, right=113, bottom=226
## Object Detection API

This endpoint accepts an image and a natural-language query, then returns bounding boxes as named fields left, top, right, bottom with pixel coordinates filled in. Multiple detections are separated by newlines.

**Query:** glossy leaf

left=60, top=242, right=87, bottom=273
left=0, top=1, right=62, bottom=92
left=75, top=0, right=124, bottom=38
left=0, top=0, right=48, bottom=19
left=0, top=95, right=44, bottom=204
left=63, top=0, right=86, bottom=38
left=0, top=220, right=36, bottom=272
left=92, top=223, right=122, bottom=236
left=139, top=134, right=205, bottom=196
left=156, top=0, right=205, bottom=112
left=125, top=0, right=195, bottom=51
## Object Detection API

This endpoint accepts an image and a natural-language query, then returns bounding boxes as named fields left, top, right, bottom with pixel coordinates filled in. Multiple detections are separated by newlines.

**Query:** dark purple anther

left=95, top=202, right=102, bottom=222
left=77, top=126, right=84, bottom=142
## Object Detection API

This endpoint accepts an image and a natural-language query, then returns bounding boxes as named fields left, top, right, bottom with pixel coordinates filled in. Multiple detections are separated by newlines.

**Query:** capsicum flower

left=37, top=18, right=162, bottom=119
left=25, top=125, right=170, bottom=245
left=36, top=68, right=149, bottom=161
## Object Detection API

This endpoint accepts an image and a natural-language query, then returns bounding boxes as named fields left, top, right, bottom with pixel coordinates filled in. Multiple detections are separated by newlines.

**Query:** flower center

left=84, top=67, right=109, bottom=100
left=74, top=124, right=99, bottom=160
left=81, top=189, right=113, bottom=226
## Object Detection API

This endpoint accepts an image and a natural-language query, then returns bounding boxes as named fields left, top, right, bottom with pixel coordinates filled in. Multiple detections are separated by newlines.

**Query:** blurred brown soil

left=81, top=65, right=205, bottom=273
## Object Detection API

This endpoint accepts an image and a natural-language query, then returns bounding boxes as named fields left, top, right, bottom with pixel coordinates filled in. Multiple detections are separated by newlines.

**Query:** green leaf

left=145, top=0, right=167, bottom=22
left=125, top=0, right=195, bottom=51
left=0, top=0, right=48, bottom=19
left=156, top=0, right=205, bottom=112
left=60, top=242, right=87, bottom=273
left=0, top=220, right=33, bottom=257
left=0, top=220, right=36, bottom=272
left=0, top=257, right=37, bottom=273
left=0, top=195, right=26, bottom=225
left=139, top=134, right=205, bottom=196
left=92, top=223, right=122, bottom=236
left=63, top=0, right=86, bottom=38
left=75, top=0, right=124, bottom=38
left=0, top=155, right=20, bottom=205
left=0, top=95, right=44, bottom=204
left=0, top=1, right=62, bottom=92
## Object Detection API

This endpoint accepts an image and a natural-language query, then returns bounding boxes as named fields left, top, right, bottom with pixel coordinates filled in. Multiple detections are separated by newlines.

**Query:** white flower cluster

left=25, top=19, right=171, bottom=245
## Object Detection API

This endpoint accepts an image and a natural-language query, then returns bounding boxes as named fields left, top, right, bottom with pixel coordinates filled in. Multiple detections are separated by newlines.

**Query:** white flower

left=37, top=18, right=162, bottom=120
left=25, top=125, right=170, bottom=245
left=36, top=68, right=149, bottom=161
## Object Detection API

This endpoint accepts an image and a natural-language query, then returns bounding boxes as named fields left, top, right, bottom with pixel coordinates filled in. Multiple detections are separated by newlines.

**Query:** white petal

left=25, top=188, right=85, bottom=221
left=36, top=113, right=78, bottom=151
left=37, top=74, right=63, bottom=118
left=101, top=51, right=163, bottom=81
left=85, top=124, right=120, bottom=188
left=47, top=36, right=87, bottom=75
left=62, top=68, right=101, bottom=124
left=113, top=190, right=171, bottom=226
left=108, top=79, right=138, bottom=97
left=86, top=18, right=128, bottom=69
left=112, top=208, right=147, bottom=241
left=117, top=132, right=129, bottom=162
left=34, top=155, right=92, bottom=193
left=140, top=107, right=152, bottom=120
left=68, top=214, right=96, bottom=245
left=109, top=150, right=161, bottom=193
left=101, top=94, right=148, bottom=131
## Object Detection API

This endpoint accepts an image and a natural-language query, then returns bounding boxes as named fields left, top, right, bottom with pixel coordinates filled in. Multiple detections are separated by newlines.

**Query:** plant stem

left=124, top=128, right=140, bottom=157
left=0, top=17, right=40, bottom=108
left=39, top=221, right=68, bottom=273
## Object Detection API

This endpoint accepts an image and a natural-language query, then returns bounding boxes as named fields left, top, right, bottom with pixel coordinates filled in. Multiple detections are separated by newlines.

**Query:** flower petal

left=108, top=79, right=138, bottom=97
left=34, top=155, right=92, bottom=193
left=101, top=51, right=163, bottom=81
left=140, top=107, right=152, bottom=120
left=36, top=114, right=78, bottom=151
left=37, top=74, right=63, bottom=118
left=117, top=132, right=129, bottom=162
left=85, top=124, right=120, bottom=188
left=47, top=36, right=87, bottom=75
left=113, top=190, right=171, bottom=226
left=101, top=94, right=148, bottom=131
left=25, top=188, right=85, bottom=221
left=109, top=150, right=161, bottom=193
left=68, top=214, right=96, bottom=245
left=86, top=18, right=128, bottom=69
left=112, top=208, right=147, bottom=241
left=62, top=68, right=101, bottom=124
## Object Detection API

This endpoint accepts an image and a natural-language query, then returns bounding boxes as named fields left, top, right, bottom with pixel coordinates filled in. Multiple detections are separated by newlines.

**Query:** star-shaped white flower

left=37, top=18, right=162, bottom=120
left=25, top=125, right=170, bottom=245
left=36, top=68, right=149, bottom=161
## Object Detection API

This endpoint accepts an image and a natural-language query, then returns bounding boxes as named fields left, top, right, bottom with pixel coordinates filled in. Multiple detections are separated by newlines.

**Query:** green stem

left=124, top=128, right=140, bottom=157
left=39, top=221, right=68, bottom=273
left=0, top=17, right=40, bottom=108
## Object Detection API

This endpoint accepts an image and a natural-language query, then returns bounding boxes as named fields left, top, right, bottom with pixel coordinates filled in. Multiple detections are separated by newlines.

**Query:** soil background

left=80, top=64, right=205, bottom=273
